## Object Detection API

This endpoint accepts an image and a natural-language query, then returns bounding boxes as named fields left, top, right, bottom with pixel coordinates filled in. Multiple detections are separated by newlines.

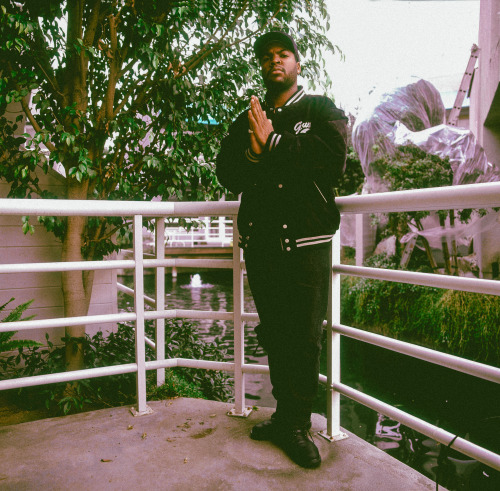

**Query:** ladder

left=447, top=44, right=480, bottom=126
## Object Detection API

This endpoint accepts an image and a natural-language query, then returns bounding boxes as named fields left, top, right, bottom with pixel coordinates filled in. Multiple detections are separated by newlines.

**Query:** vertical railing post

left=131, top=215, right=152, bottom=416
left=320, top=229, right=348, bottom=441
left=155, top=217, right=166, bottom=387
left=227, top=217, right=252, bottom=417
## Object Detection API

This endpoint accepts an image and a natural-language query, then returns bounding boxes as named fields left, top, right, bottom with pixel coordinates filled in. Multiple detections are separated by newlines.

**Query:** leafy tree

left=372, top=144, right=468, bottom=274
left=0, top=1, right=338, bottom=370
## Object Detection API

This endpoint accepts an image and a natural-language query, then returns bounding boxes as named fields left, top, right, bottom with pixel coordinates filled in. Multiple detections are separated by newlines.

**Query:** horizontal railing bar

left=2, top=183, right=499, bottom=218
left=0, top=258, right=234, bottom=275
left=144, top=258, right=233, bottom=269
left=242, top=312, right=259, bottom=323
left=146, top=359, right=269, bottom=375
left=145, top=359, right=178, bottom=370
left=144, top=336, right=156, bottom=349
left=0, top=307, right=249, bottom=333
left=0, top=198, right=240, bottom=217
left=333, top=323, right=500, bottom=384
left=175, top=358, right=235, bottom=372
left=144, top=309, right=234, bottom=321
left=117, top=283, right=156, bottom=308
left=0, top=357, right=262, bottom=392
left=335, top=181, right=500, bottom=214
left=144, top=358, right=236, bottom=373
left=242, top=363, right=270, bottom=375
left=0, top=358, right=268, bottom=392
left=0, top=260, right=135, bottom=274
left=335, top=382, right=500, bottom=471
left=0, top=312, right=137, bottom=332
left=334, top=265, right=500, bottom=296
left=0, top=363, right=138, bottom=391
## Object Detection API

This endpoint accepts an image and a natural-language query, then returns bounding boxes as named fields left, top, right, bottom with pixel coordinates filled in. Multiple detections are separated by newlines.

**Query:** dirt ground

left=0, top=393, right=51, bottom=426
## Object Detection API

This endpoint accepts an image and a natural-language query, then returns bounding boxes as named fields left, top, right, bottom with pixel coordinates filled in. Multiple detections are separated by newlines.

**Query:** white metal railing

left=161, top=217, right=233, bottom=247
left=0, top=181, right=499, bottom=472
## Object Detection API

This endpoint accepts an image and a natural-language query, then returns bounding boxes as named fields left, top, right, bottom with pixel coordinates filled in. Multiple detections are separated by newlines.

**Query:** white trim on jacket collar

left=265, top=87, right=305, bottom=109
left=285, top=87, right=305, bottom=106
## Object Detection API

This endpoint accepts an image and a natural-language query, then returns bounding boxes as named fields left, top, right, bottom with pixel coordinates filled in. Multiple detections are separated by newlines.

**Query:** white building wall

left=0, top=100, right=118, bottom=346
left=469, top=0, right=500, bottom=278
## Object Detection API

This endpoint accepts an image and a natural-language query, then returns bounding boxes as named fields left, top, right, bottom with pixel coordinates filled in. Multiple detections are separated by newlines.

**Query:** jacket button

left=286, top=247, right=291, bottom=251
left=285, top=238, right=289, bottom=243
left=278, top=184, right=283, bottom=188
left=282, top=224, right=287, bottom=229
left=249, top=222, right=253, bottom=226
left=246, top=236, right=250, bottom=240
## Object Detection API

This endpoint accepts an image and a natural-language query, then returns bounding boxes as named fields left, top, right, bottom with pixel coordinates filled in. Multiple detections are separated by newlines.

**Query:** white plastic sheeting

left=349, top=79, right=500, bottom=261
left=393, top=122, right=500, bottom=185
left=352, top=78, right=500, bottom=191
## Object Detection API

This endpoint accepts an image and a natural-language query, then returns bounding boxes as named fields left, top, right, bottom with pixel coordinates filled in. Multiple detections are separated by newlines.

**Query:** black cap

left=254, top=31, right=300, bottom=61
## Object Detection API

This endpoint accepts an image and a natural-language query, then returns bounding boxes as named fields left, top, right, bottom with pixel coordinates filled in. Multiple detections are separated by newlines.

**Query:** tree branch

left=18, top=93, right=56, bottom=152
left=83, top=0, right=102, bottom=47
left=180, top=0, right=285, bottom=76
left=27, top=20, right=64, bottom=105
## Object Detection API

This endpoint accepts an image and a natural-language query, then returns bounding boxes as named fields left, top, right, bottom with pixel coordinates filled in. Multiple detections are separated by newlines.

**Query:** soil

left=0, top=393, right=52, bottom=426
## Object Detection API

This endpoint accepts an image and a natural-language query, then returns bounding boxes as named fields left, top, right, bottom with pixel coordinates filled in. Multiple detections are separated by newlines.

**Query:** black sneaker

left=273, top=425, right=321, bottom=469
left=250, top=418, right=277, bottom=441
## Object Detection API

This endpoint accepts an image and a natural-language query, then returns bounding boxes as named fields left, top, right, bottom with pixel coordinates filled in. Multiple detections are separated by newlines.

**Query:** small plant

left=11, top=319, right=232, bottom=415
left=0, top=298, right=41, bottom=372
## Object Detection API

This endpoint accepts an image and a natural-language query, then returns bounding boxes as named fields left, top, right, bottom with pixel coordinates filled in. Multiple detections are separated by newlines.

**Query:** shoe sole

left=250, top=430, right=273, bottom=441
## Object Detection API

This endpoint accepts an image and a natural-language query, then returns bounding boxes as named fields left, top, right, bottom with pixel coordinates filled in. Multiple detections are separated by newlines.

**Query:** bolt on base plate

left=227, top=406, right=253, bottom=418
left=130, top=405, right=154, bottom=417
left=318, top=429, right=349, bottom=442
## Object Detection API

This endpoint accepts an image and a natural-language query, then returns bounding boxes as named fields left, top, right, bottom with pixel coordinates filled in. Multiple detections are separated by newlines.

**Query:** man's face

left=260, top=42, right=301, bottom=92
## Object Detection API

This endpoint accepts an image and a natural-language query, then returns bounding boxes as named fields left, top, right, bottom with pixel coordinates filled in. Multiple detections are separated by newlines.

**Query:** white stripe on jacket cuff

left=268, top=133, right=282, bottom=151
left=245, top=148, right=262, bottom=163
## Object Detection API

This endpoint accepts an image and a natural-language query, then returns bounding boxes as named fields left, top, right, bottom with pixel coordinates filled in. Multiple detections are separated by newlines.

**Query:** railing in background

left=162, top=217, right=233, bottom=248
left=0, top=181, right=499, bottom=472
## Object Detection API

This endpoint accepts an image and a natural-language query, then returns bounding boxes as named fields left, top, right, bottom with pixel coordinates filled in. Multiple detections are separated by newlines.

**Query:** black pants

left=245, top=244, right=331, bottom=426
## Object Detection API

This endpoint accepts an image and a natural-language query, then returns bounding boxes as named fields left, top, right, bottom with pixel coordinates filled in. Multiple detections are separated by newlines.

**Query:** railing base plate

left=318, top=429, right=349, bottom=442
left=130, top=405, right=154, bottom=417
left=227, top=406, right=253, bottom=418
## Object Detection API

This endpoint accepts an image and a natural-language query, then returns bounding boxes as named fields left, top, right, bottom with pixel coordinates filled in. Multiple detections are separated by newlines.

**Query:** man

left=216, top=31, right=347, bottom=468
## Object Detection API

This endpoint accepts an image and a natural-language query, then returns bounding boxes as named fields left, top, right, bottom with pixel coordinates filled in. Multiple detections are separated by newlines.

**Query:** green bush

left=438, top=290, right=500, bottom=365
left=10, top=320, right=232, bottom=415
left=0, top=298, right=41, bottom=371
left=341, top=253, right=500, bottom=365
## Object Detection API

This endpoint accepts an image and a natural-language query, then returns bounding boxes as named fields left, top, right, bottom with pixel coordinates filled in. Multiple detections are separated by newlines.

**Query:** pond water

left=119, top=271, right=500, bottom=490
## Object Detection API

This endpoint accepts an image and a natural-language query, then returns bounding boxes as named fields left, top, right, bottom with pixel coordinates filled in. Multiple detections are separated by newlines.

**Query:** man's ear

left=297, top=62, right=301, bottom=75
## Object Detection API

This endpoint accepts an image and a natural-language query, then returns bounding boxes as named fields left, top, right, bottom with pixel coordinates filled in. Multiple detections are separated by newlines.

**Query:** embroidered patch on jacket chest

left=294, top=121, right=311, bottom=134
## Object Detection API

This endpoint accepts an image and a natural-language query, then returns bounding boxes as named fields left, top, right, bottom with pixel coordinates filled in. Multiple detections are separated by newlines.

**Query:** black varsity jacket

left=216, top=87, right=348, bottom=254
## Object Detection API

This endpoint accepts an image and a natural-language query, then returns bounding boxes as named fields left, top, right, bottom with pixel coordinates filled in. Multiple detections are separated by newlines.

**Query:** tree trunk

left=62, top=180, right=92, bottom=372
left=438, top=214, right=452, bottom=275
left=416, top=220, right=439, bottom=272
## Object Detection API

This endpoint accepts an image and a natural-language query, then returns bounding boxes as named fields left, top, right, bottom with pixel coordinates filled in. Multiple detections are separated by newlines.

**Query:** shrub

left=438, top=290, right=500, bottom=365
left=341, top=253, right=500, bottom=365
left=10, top=320, right=232, bottom=415
left=0, top=298, right=41, bottom=372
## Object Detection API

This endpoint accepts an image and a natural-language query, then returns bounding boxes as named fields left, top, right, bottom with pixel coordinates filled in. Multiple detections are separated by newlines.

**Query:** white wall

left=1, top=100, right=118, bottom=346
left=469, top=0, right=500, bottom=278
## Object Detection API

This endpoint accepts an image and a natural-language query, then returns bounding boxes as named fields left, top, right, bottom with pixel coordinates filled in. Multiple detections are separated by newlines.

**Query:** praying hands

left=248, top=95, right=274, bottom=154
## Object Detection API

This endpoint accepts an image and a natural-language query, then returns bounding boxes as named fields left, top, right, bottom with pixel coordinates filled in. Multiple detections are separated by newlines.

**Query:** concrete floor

left=0, top=398, right=441, bottom=490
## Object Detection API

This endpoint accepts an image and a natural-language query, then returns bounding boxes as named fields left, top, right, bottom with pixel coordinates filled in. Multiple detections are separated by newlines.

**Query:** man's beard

left=264, top=73, right=296, bottom=95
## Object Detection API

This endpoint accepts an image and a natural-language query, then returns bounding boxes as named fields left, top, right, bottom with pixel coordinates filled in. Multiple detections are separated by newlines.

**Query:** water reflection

left=118, top=271, right=500, bottom=490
